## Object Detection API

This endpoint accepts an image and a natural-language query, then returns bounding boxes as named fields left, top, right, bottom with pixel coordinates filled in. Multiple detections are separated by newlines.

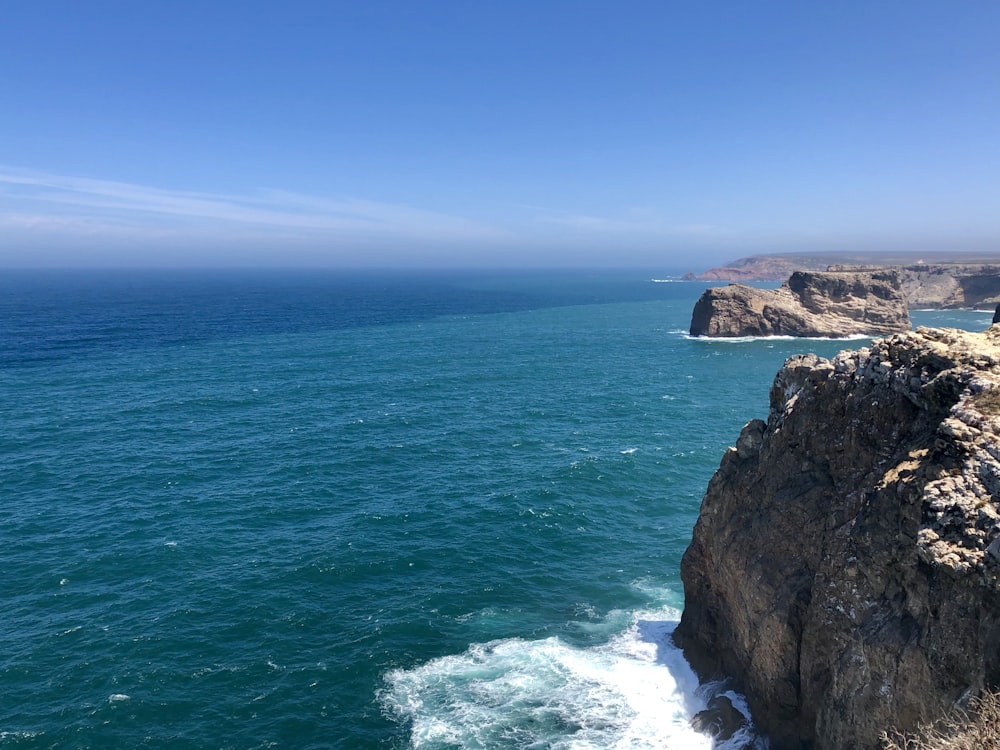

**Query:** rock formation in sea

left=674, top=325, right=1000, bottom=749
left=689, top=270, right=910, bottom=338
left=695, top=253, right=1000, bottom=310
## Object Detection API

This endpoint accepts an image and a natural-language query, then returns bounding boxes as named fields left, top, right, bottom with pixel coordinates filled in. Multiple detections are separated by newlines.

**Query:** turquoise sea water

left=2, top=270, right=992, bottom=749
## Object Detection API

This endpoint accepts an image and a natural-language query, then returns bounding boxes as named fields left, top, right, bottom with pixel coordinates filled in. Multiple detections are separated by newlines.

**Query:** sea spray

left=382, top=606, right=763, bottom=749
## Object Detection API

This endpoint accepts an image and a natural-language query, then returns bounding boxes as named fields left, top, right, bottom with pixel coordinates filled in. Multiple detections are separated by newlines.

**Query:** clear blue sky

left=1, top=1, right=998, bottom=269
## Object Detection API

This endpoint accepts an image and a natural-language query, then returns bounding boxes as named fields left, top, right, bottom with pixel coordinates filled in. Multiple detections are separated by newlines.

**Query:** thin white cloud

left=0, top=166, right=506, bottom=241
left=0, top=166, right=754, bottom=268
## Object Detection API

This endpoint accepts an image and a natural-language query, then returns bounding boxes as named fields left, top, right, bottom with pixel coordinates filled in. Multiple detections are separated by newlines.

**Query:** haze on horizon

left=2, top=1, right=999, bottom=270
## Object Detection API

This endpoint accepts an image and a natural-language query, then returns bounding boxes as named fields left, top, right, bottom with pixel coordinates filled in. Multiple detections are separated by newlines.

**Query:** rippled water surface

left=2, top=269, right=988, bottom=748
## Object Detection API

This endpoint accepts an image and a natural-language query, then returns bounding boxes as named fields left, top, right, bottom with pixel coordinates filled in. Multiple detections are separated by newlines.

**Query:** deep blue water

left=1, top=269, right=991, bottom=749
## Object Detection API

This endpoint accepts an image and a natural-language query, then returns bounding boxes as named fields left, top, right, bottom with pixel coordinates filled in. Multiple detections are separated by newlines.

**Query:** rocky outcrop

left=690, top=694, right=753, bottom=743
left=690, top=270, right=910, bottom=338
left=674, top=326, right=1000, bottom=749
left=905, top=264, right=1000, bottom=309
left=830, top=263, right=1000, bottom=309
left=697, top=255, right=1000, bottom=302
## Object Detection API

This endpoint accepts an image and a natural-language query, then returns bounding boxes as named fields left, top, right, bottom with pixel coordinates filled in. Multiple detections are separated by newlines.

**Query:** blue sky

left=1, top=1, right=998, bottom=269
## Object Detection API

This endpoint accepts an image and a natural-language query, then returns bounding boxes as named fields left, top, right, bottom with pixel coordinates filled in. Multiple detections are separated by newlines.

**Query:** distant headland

left=684, top=252, right=1000, bottom=318
left=688, top=252, right=1000, bottom=311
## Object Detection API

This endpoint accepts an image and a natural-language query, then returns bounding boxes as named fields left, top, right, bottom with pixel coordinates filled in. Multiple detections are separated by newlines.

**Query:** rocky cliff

left=829, top=263, right=1000, bottom=310
left=696, top=254, right=1000, bottom=309
left=674, top=326, right=1000, bottom=749
left=690, top=270, right=910, bottom=338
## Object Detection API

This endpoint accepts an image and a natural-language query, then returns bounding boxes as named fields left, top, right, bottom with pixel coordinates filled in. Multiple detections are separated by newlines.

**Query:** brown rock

left=674, top=326, right=1000, bottom=749
left=697, top=254, right=1000, bottom=309
left=830, top=263, right=1000, bottom=309
left=690, top=694, right=750, bottom=743
left=690, top=270, right=910, bottom=338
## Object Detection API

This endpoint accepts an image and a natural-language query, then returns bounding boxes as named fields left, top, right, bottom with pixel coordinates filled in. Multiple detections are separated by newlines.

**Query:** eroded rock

left=690, top=270, right=910, bottom=338
left=674, top=325, right=1000, bottom=749
left=690, top=694, right=749, bottom=743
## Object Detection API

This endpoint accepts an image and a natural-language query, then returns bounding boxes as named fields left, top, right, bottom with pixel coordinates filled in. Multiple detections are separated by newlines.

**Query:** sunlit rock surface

left=675, top=325, right=1000, bottom=749
left=689, top=270, right=910, bottom=338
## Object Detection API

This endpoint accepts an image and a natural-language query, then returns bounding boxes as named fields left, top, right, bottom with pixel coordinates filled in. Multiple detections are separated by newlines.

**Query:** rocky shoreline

left=675, top=324, right=1000, bottom=749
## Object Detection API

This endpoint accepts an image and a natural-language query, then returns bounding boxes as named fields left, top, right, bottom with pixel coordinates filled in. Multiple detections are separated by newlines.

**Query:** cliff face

left=696, top=256, right=1000, bottom=309
left=901, top=264, right=1000, bottom=309
left=829, top=263, right=1000, bottom=309
left=690, top=270, right=910, bottom=338
left=675, top=326, right=1000, bottom=749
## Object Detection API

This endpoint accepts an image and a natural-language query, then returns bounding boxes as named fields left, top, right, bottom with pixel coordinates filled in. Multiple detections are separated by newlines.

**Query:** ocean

left=1, top=269, right=992, bottom=749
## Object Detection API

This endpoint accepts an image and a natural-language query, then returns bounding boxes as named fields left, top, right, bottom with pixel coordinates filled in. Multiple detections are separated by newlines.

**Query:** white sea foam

left=911, top=308, right=996, bottom=313
left=108, top=693, right=130, bottom=703
left=685, top=333, right=872, bottom=343
left=381, top=606, right=763, bottom=749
